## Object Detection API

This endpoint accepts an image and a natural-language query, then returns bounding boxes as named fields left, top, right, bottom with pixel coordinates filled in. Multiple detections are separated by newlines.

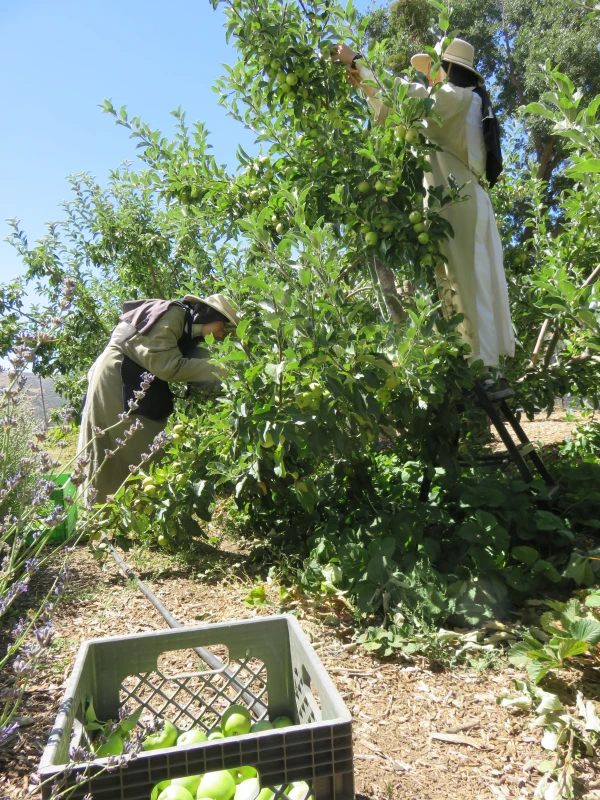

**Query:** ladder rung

left=517, top=442, right=535, bottom=456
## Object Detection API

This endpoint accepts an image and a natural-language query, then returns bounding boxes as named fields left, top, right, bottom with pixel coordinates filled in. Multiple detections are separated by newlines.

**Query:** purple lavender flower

left=0, top=721, right=19, bottom=746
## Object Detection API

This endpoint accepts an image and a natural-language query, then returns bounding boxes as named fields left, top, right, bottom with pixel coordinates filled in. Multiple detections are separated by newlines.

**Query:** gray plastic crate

left=39, top=615, right=354, bottom=800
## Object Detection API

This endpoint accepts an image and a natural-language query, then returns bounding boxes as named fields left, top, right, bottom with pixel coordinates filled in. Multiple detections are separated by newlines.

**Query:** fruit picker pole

left=102, top=536, right=268, bottom=715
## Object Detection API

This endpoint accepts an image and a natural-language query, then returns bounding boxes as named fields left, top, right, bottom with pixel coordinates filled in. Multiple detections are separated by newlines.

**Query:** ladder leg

left=472, top=382, right=535, bottom=483
left=499, top=401, right=557, bottom=487
left=419, top=471, right=432, bottom=502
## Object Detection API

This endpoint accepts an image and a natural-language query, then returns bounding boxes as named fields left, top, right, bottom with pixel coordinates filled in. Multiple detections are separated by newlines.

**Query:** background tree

left=364, top=0, right=600, bottom=189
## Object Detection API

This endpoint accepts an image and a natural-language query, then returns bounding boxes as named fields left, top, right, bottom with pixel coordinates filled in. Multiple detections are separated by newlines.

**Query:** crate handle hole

left=156, top=643, right=231, bottom=679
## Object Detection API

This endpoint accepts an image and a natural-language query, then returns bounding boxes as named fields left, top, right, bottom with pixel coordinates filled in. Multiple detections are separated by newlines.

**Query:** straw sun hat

left=411, top=38, right=483, bottom=82
left=182, top=293, right=240, bottom=326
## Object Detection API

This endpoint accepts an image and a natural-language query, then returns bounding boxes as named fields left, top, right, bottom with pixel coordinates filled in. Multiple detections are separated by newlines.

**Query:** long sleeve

left=356, top=63, right=471, bottom=132
left=119, top=306, right=219, bottom=385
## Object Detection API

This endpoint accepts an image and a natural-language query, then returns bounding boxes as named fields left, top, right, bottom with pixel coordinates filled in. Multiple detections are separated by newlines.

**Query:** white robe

left=366, top=75, right=516, bottom=367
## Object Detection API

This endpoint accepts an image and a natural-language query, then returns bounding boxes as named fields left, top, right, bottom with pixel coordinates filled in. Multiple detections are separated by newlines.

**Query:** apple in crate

left=197, top=770, right=237, bottom=800
left=229, top=766, right=257, bottom=784
left=177, top=728, right=208, bottom=746
left=271, top=716, right=293, bottom=728
left=172, top=775, right=204, bottom=796
left=250, top=721, right=273, bottom=733
left=221, top=704, right=252, bottom=737
left=157, top=786, right=194, bottom=800
left=234, top=777, right=260, bottom=800
left=143, top=719, right=179, bottom=750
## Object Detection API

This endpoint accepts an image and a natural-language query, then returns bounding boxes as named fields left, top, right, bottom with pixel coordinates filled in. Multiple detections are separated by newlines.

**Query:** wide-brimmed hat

left=411, top=38, right=483, bottom=82
left=182, top=293, right=240, bottom=326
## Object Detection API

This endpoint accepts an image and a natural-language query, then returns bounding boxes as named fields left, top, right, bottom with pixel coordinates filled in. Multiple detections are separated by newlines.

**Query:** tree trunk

left=373, top=257, right=405, bottom=324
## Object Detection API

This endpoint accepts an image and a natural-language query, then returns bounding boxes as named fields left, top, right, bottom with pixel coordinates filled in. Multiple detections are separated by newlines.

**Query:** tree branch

left=373, top=258, right=405, bottom=324
left=502, top=26, right=526, bottom=106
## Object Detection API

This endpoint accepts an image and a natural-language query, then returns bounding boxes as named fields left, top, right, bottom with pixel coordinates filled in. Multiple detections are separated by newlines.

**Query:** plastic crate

left=39, top=615, right=354, bottom=800
left=27, top=474, right=78, bottom=546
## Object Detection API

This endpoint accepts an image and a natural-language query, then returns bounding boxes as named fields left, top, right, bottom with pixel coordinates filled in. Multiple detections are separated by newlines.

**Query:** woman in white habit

left=335, top=39, right=515, bottom=372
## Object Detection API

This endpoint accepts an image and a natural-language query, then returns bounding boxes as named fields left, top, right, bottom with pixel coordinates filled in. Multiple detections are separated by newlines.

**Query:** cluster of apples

left=143, top=704, right=301, bottom=800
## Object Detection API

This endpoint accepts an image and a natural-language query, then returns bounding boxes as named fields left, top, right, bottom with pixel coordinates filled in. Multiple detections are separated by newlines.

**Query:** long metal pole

left=103, top=537, right=268, bottom=715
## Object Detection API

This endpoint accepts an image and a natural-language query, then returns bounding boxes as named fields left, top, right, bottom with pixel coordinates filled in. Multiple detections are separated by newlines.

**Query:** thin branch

left=530, top=318, right=550, bottom=367
left=543, top=327, right=561, bottom=369
left=502, top=26, right=526, bottom=106
left=336, top=255, right=365, bottom=282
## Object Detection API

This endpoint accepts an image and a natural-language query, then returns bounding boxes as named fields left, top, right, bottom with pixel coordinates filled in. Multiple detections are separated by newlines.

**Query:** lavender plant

left=0, top=279, right=170, bottom=760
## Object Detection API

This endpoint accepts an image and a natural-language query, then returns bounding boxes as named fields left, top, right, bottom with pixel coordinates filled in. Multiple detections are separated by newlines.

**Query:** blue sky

left=0, top=0, right=370, bottom=287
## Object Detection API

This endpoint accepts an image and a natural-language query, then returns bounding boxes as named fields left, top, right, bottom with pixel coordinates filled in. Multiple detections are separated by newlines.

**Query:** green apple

left=172, top=775, right=203, bottom=796
left=143, top=719, right=179, bottom=751
left=143, top=483, right=157, bottom=496
left=177, top=728, right=208, bottom=747
left=408, top=210, right=422, bottom=225
left=357, top=181, right=371, bottom=194
left=197, top=770, right=237, bottom=800
left=234, top=777, right=260, bottom=800
left=271, top=716, right=293, bottom=728
left=287, top=782, right=310, bottom=800
left=295, top=392, right=312, bottom=409
left=262, top=432, right=275, bottom=448
left=158, top=787, right=194, bottom=800
left=405, top=128, right=419, bottom=143
left=374, top=180, right=386, bottom=192
left=394, top=125, right=407, bottom=140
left=275, top=223, right=286, bottom=234
left=412, top=222, right=425, bottom=233
left=222, top=704, right=252, bottom=737
left=286, top=73, right=299, bottom=86
left=95, top=732, right=124, bottom=758
left=151, top=780, right=172, bottom=800
left=417, top=232, right=430, bottom=245
left=382, top=222, right=394, bottom=233
left=364, top=231, right=379, bottom=246
left=360, top=224, right=371, bottom=235
left=250, top=720, right=274, bottom=733
left=208, top=731, right=225, bottom=741
left=229, top=766, right=258, bottom=784
left=256, top=790, right=275, bottom=800
left=385, top=181, right=397, bottom=193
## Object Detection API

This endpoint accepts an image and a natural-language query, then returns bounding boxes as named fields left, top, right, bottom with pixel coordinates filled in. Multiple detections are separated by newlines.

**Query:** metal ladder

left=419, top=380, right=558, bottom=500
left=471, top=381, right=557, bottom=493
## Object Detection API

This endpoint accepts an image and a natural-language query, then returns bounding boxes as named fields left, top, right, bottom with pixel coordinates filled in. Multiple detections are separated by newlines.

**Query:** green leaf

left=244, top=585, right=268, bottom=607
left=569, top=618, right=600, bottom=646
left=557, top=638, right=589, bottom=660
left=527, top=659, right=560, bottom=684
left=236, top=318, right=250, bottom=340
left=512, top=545, right=539, bottom=566
left=566, top=158, right=600, bottom=175
left=508, top=638, right=542, bottom=666
left=585, top=594, right=600, bottom=608
left=521, top=102, right=556, bottom=121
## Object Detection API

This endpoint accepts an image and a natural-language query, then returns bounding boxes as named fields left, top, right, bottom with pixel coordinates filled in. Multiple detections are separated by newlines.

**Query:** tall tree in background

left=364, top=0, right=600, bottom=186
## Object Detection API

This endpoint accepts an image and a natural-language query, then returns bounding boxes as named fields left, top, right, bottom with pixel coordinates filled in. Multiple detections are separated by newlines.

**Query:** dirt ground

left=1, top=409, right=598, bottom=800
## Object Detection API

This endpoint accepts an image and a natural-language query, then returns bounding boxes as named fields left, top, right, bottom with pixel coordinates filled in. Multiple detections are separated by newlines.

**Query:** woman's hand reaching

left=332, top=43, right=357, bottom=66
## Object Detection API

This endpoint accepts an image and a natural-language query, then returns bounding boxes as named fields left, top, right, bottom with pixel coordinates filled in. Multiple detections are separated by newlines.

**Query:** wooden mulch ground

left=1, top=409, right=599, bottom=800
